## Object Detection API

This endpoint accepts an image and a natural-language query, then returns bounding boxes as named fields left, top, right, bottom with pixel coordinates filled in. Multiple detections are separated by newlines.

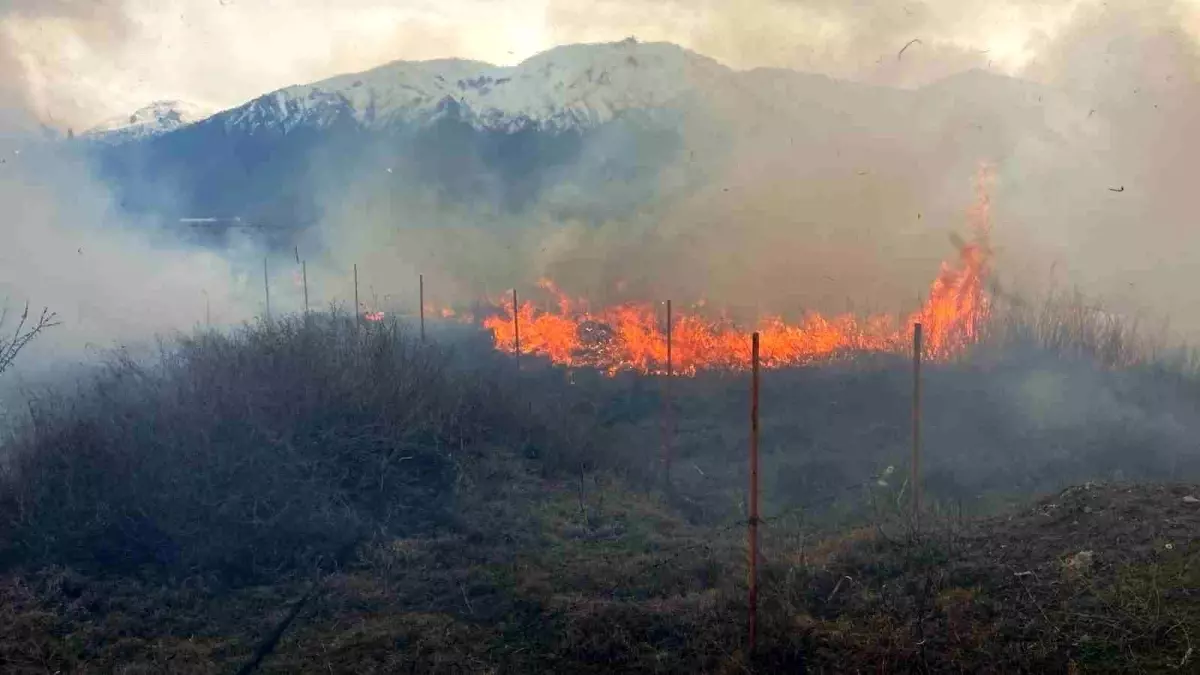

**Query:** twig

left=898, top=38, right=922, bottom=60
left=0, top=302, right=59, bottom=376
left=825, top=575, right=854, bottom=604
left=577, top=462, right=591, bottom=527
left=460, top=582, right=475, bottom=615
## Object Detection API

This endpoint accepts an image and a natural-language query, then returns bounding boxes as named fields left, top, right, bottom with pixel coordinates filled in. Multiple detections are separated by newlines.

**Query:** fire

left=434, top=306, right=475, bottom=323
left=482, top=166, right=995, bottom=375
left=364, top=310, right=385, bottom=322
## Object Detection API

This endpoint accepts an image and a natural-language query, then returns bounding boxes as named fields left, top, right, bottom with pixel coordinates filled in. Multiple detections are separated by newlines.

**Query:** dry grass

left=981, top=288, right=1200, bottom=373
left=0, top=291, right=1198, bottom=672
left=0, top=310, right=598, bottom=581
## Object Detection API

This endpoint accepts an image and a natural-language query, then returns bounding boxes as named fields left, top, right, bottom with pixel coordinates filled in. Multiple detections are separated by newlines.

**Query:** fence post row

left=263, top=258, right=271, bottom=321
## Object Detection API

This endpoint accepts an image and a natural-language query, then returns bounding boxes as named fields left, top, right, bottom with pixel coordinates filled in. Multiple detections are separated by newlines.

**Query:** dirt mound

left=792, top=483, right=1200, bottom=673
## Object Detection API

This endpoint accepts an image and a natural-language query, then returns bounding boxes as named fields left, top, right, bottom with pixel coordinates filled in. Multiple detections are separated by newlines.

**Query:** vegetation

left=0, top=294, right=1197, bottom=673
left=0, top=302, right=57, bottom=378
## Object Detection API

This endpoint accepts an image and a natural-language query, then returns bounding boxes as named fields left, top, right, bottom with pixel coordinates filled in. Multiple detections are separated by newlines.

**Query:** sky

left=3, top=0, right=1182, bottom=130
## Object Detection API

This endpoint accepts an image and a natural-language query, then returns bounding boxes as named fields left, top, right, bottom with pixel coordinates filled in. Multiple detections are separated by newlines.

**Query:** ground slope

left=1, top=479, right=1195, bottom=674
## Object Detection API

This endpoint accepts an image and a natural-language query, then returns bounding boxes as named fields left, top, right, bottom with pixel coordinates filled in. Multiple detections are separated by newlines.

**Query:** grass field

left=0, top=297, right=1197, bottom=673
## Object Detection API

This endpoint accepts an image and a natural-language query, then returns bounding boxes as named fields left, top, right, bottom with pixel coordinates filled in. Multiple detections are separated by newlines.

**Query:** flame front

left=484, top=166, right=995, bottom=374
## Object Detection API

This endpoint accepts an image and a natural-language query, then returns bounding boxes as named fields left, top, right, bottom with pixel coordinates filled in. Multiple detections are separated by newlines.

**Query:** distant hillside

left=77, top=40, right=1085, bottom=251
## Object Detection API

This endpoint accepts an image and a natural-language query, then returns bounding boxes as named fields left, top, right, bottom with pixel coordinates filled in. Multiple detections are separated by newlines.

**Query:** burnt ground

left=1, top=470, right=1196, bottom=673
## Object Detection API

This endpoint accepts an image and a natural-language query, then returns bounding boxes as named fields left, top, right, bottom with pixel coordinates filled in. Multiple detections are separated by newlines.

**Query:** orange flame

left=483, top=166, right=995, bottom=375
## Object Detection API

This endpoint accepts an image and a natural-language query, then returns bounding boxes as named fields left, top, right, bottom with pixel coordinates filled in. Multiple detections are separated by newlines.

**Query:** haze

left=4, top=0, right=1200, bottom=380
left=1, top=0, right=1159, bottom=129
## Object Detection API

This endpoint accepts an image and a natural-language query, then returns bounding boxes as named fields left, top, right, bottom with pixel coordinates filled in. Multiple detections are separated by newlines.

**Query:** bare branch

left=0, top=300, right=60, bottom=377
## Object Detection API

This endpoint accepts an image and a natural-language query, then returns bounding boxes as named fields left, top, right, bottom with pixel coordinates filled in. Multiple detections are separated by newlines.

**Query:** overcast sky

left=6, top=0, right=1190, bottom=129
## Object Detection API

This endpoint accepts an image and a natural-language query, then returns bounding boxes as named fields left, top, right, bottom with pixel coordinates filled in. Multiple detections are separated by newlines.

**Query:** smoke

left=0, top=141, right=265, bottom=370
left=543, top=0, right=1081, bottom=85
left=354, top=0, right=1200, bottom=337
left=0, top=0, right=134, bottom=129
left=6, top=0, right=1200, bottom=374
left=0, top=3, right=265, bottom=415
left=999, top=0, right=1200, bottom=334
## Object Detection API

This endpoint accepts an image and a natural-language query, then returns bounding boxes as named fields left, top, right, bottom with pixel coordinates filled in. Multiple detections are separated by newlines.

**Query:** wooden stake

left=419, top=274, right=426, bottom=342
left=663, top=299, right=673, bottom=485
left=749, top=331, right=761, bottom=657
left=912, top=322, right=923, bottom=530
left=513, top=288, right=521, bottom=370
left=263, top=258, right=271, bottom=321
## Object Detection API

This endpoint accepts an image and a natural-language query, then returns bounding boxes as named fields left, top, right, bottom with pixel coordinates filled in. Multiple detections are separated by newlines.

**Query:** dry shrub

left=981, top=288, right=1199, bottom=372
left=0, top=310, right=584, bottom=582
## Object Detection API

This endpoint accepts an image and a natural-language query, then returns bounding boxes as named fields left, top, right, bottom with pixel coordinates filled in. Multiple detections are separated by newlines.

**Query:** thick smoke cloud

left=1006, top=0, right=1200, bottom=332
left=0, top=0, right=133, bottom=128
left=543, top=0, right=1080, bottom=85
left=512, top=0, right=1200, bottom=335
left=0, top=3, right=265, bottom=427
left=7, top=0, right=1200, bottom=360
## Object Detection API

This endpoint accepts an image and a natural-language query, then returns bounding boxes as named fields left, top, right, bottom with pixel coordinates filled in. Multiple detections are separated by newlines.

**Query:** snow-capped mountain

left=84, top=100, right=213, bottom=143
left=83, top=38, right=1078, bottom=255
left=219, top=38, right=724, bottom=136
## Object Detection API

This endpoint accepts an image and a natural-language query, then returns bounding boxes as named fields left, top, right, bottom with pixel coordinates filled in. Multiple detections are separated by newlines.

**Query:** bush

left=0, top=311, right=581, bottom=582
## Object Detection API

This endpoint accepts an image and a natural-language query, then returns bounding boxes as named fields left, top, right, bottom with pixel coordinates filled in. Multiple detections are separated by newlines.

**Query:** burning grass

left=482, top=165, right=993, bottom=374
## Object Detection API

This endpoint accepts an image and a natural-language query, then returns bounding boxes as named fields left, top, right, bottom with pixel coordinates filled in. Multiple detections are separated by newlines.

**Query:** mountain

left=83, top=101, right=214, bottom=144
left=221, top=38, right=716, bottom=135
left=84, top=40, right=729, bottom=235
left=81, top=39, right=1082, bottom=255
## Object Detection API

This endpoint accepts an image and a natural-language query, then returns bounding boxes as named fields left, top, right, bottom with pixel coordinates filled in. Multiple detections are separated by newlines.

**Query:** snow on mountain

left=84, top=100, right=213, bottom=143
left=221, top=39, right=729, bottom=135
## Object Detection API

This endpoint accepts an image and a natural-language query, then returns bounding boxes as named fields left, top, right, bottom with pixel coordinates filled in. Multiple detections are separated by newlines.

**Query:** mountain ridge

left=84, top=100, right=213, bottom=143
left=78, top=38, right=1083, bottom=259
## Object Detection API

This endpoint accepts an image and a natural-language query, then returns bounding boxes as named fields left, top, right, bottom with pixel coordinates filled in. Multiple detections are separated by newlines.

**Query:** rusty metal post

left=749, top=331, right=761, bottom=656
left=663, top=299, right=673, bottom=485
left=263, top=257, right=271, bottom=321
left=419, top=274, right=426, bottom=342
left=912, top=322, right=923, bottom=530
left=513, top=288, right=521, bottom=369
